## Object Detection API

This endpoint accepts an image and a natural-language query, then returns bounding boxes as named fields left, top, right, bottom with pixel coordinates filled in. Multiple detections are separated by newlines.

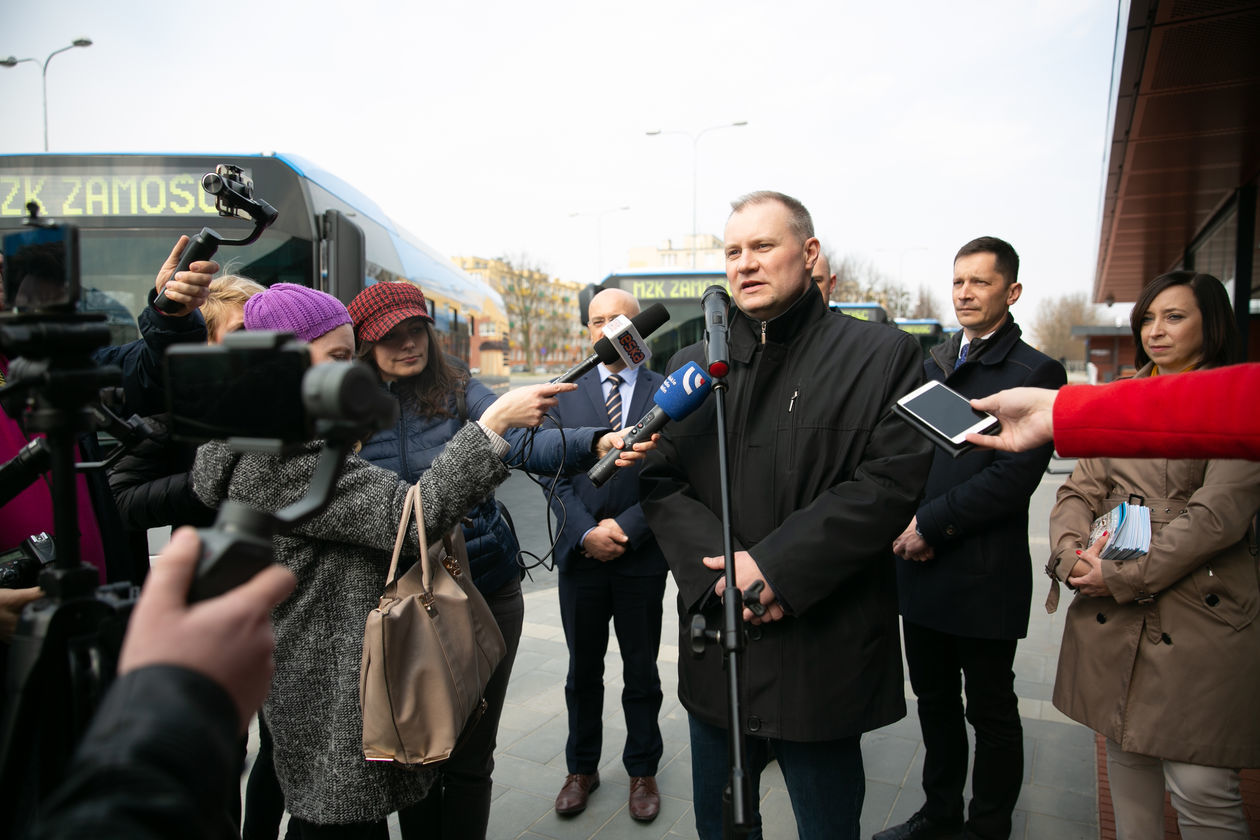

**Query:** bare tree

left=831, top=254, right=914, bottom=319
left=495, top=253, right=552, bottom=367
left=1030, top=292, right=1105, bottom=363
left=910, top=284, right=942, bottom=320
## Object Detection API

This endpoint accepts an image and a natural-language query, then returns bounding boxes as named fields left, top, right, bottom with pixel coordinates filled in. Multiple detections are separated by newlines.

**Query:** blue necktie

left=605, top=374, right=623, bottom=429
left=954, top=343, right=969, bottom=371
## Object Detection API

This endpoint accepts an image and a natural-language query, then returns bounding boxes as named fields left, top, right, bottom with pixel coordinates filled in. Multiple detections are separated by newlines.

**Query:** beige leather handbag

left=360, top=480, right=506, bottom=764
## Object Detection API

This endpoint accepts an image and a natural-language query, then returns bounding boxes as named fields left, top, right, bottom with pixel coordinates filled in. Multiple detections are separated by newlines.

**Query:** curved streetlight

left=645, top=121, right=748, bottom=268
left=2, top=37, right=94, bottom=151
left=569, top=205, right=630, bottom=278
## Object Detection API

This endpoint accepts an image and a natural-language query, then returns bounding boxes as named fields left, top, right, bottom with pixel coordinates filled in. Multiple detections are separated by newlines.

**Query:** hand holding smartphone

left=893, top=380, right=1000, bottom=457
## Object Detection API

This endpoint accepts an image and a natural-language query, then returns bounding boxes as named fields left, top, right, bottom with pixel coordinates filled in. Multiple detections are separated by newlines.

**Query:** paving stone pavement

left=244, top=470, right=1098, bottom=839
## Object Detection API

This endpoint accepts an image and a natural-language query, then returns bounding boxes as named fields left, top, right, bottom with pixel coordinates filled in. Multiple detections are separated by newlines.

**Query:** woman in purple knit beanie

left=243, top=282, right=355, bottom=363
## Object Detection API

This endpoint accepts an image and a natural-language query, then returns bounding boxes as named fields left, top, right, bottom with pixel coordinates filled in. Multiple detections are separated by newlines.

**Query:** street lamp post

left=568, top=205, right=630, bottom=279
left=2, top=38, right=93, bottom=151
left=646, top=121, right=748, bottom=268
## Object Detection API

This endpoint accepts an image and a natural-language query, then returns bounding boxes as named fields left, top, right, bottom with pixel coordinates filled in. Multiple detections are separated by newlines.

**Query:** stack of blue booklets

left=1088, top=500, right=1151, bottom=560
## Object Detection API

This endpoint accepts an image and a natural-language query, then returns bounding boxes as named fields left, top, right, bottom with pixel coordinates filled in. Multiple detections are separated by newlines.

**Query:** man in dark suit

left=876, top=237, right=1066, bottom=840
left=546, top=288, right=669, bottom=823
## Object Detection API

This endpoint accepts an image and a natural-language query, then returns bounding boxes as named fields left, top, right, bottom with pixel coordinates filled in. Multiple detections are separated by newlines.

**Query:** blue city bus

left=829, top=301, right=890, bottom=323
left=596, top=269, right=728, bottom=371
left=894, top=317, right=951, bottom=357
left=0, top=152, right=506, bottom=371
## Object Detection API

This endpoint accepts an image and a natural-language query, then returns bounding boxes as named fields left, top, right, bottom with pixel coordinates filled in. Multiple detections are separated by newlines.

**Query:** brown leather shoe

left=554, top=772, right=599, bottom=816
left=628, top=776, right=660, bottom=822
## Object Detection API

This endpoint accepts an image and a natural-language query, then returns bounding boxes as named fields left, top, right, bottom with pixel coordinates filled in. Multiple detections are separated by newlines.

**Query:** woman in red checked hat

left=349, top=281, right=627, bottom=840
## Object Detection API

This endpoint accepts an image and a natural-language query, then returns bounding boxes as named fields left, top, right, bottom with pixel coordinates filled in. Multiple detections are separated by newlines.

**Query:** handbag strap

left=411, top=479, right=436, bottom=592
left=385, top=480, right=433, bottom=590
left=385, top=479, right=463, bottom=591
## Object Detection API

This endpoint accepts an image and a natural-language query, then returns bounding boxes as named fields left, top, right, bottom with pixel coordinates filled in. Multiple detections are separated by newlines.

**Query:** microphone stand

left=688, top=366, right=754, bottom=839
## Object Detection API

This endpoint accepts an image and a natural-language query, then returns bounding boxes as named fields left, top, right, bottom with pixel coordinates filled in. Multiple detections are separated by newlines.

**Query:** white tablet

left=895, top=380, right=999, bottom=446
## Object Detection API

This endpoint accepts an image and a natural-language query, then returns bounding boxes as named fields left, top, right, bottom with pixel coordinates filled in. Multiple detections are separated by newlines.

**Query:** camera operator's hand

left=0, top=586, right=43, bottom=643
left=480, top=382, right=578, bottom=434
left=153, top=236, right=219, bottom=317
left=118, top=527, right=296, bottom=732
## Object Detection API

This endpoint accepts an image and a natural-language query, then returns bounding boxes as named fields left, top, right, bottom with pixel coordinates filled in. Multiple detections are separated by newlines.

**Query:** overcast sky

left=2, top=0, right=1123, bottom=329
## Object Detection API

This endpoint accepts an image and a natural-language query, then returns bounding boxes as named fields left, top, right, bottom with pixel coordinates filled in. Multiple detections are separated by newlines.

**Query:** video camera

left=163, top=331, right=397, bottom=600
left=0, top=534, right=54, bottom=590
left=1, top=204, right=80, bottom=314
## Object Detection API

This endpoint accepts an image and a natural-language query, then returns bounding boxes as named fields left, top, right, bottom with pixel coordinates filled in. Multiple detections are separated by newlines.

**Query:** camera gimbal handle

left=152, top=169, right=279, bottom=315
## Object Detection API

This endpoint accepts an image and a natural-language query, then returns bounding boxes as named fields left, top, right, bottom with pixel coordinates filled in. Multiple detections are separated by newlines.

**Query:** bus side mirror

left=322, top=209, right=366, bottom=305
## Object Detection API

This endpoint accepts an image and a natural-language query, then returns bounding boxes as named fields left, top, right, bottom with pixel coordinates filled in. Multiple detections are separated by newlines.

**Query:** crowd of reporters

left=0, top=235, right=649, bottom=839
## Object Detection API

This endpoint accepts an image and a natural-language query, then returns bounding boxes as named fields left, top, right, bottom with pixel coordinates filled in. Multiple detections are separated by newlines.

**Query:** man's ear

left=804, top=238, right=821, bottom=271
left=1006, top=281, right=1023, bottom=307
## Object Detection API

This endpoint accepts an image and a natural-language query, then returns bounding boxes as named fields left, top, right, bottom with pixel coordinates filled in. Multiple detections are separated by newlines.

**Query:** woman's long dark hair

left=1129, top=271, right=1238, bottom=370
left=357, top=320, right=468, bottom=418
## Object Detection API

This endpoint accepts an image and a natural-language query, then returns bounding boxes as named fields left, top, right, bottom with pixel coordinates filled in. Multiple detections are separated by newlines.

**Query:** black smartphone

left=894, top=380, right=999, bottom=456
left=2, top=223, right=80, bottom=312
left=165, top=331, right=311, bottom=444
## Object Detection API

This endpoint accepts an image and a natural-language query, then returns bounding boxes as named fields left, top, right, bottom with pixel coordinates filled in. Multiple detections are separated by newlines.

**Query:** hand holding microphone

left=552, top=302, right=669, bottom=385
left=586, top=361, right=714, bottom=487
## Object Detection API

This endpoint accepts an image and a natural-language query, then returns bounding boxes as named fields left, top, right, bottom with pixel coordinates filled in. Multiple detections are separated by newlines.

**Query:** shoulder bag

left=360, top=479, right=507, bottom=764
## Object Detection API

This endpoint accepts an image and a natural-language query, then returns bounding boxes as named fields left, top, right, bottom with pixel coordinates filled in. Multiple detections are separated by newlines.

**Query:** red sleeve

left=1054, top=364, right=1260, bottom=460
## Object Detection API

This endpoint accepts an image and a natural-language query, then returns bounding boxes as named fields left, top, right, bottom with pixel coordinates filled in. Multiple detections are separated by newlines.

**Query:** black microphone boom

left=702, top=285, right=730, bottom=378
left=550, top=302, right=669, bottom=385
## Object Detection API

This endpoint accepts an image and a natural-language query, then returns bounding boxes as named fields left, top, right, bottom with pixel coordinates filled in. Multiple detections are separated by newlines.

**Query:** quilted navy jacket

left=357, top=362, right=603, bottom=596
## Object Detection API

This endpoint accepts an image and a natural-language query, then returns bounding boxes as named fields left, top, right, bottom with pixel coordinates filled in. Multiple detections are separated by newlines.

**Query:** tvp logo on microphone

left=677, top=363, right=709, bottom=395
left=602, top=314, right=652, bottom=369
left=658, top=361, right=713, bottom=419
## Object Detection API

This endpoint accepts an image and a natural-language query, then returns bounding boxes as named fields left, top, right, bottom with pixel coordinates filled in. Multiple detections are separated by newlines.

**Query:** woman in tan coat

left=1047, top=271, right=1260, bottom=839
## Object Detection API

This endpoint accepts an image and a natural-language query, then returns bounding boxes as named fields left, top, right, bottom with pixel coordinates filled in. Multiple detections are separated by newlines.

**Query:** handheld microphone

left=551, top=303, right=669, bottom=385
left=702, top=285, right=730, bottom=378
left=585, top=361, right=713, bottom=487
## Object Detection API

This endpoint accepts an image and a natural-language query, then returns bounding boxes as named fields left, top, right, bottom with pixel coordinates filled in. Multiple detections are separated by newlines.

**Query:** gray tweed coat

left=193, top=423, right=509, bottom=824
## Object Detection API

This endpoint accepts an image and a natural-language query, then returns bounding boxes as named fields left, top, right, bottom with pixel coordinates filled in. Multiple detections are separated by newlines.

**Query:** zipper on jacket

left=761, top=321, right=767, bottom=344
left=788, top=385, right=800, bottom=464
left=394, top=390, right=411, bottom=482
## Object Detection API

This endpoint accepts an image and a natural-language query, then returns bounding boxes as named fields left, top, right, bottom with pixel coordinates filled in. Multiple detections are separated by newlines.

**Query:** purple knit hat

left=243, top=283, right=352, bottom=342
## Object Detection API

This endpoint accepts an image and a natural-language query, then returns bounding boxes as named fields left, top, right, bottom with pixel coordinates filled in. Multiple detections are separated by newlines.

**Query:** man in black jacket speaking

left=640, top=191, right=934, bottom=839
left=877, top=237, right=1065, bottom=840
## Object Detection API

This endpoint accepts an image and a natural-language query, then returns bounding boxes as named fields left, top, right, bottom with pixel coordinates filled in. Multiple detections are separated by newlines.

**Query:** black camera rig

left=151, top=163, right=278, bottom=314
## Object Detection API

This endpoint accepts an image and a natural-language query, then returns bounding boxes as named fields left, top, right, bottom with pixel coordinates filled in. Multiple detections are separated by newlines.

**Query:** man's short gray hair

left=729, top=191, right=814, bottom=244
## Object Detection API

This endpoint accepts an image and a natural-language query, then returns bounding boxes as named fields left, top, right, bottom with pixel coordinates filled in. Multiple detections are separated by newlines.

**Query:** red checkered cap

left=349, top=281, right=434, bottom=343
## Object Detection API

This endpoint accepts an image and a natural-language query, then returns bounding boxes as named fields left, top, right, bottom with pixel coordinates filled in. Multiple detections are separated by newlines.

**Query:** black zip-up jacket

left=640, top=288, right=934, bottom=741
left=897, top=317, right=1066, bottom=639
left=108, top=414, right=216, bottom=533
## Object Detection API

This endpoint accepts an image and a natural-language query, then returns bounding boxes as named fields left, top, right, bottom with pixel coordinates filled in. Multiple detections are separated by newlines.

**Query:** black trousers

left=902, top=620, right=1023, bottom=840
left=401, top=576, right=525, bottom=840
left=242, top=713, right=284, bottom=840
left=558, top=566, right=666, bottom=777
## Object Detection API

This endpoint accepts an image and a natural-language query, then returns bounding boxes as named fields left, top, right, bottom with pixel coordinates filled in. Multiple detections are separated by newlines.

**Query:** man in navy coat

left=546, top=288, right=669, bottom=823
left=876, top=237, right=1066, bottom=840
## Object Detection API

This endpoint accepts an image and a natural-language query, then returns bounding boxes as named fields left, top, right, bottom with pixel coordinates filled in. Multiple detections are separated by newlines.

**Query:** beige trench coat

left=1047, top=385, right=1260, bottom=768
